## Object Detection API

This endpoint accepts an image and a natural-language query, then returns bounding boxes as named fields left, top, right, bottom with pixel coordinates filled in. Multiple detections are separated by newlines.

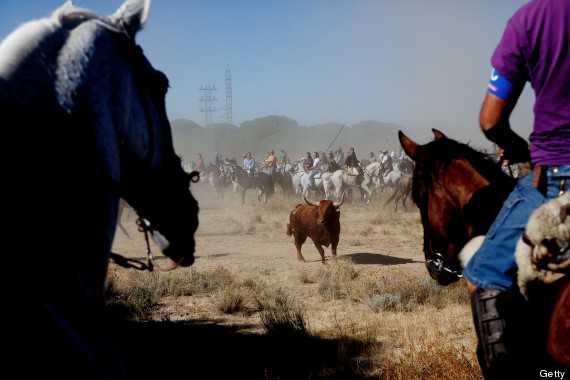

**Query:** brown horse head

left=399, top=129, right=515, bottom=285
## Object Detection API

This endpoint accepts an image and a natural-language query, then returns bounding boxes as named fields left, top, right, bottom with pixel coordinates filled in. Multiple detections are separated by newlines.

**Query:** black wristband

left=483, top=125, right=530, bottom=164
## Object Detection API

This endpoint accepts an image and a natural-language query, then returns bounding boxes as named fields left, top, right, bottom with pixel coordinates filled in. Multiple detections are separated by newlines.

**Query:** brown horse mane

left=412, top=138, right=514, bottom=207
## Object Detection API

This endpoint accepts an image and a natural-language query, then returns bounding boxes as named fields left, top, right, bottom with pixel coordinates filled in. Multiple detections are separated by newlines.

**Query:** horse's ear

left=52, top=1, right=75, bottom=20
left=432, top=129, right=447, bottom=140
left=398, top=131, right=419, bottom=161
left=112, top=0, right=151, bottom=38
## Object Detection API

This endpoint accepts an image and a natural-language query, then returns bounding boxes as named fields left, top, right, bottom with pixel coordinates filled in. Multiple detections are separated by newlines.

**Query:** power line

left=225, top=66, right=233, bottom=124
left=199, top=84, right=217, bottom=126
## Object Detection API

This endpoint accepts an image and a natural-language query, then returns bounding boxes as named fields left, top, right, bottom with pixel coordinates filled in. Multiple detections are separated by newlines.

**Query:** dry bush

left=151, top=266, right=234, bottom=297
left=105, top=275, right=159, bottom=320
left=217, top=278, right=271, bottom=315
left=105, top=267, right=235, bottom=320
left=258, top=291, right=309, bottom=338
left=361, top=275, right=469, bottom=313
left=241, top=277, right=260, bottom=290
left=318, top=260, right=360, bottom=301
left=378, top=343, right=482, bottom=380
left=298, top=270, right=315, bottom=284
left=218, top=287, right=247, bottom=314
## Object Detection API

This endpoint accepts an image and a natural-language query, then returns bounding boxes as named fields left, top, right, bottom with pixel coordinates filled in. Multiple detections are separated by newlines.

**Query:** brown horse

left=384, top=174, right=412, bottom=211
left=398, top=129, right=569, bottom=369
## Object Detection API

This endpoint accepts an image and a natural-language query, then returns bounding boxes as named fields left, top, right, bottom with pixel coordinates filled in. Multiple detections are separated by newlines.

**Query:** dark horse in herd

left=399, top=129, right=569, bottom=375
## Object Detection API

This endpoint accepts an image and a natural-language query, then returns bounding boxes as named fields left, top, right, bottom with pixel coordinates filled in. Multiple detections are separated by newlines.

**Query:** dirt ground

left=110, top=183, right=481, bottom=379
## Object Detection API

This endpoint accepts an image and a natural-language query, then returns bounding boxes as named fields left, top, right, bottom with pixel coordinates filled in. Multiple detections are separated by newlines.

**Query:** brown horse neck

left=441, top=159, right=490, bottom=208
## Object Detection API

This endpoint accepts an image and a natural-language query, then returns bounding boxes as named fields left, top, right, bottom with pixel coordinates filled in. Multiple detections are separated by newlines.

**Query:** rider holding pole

left=463, top=0, right=570, bottom=377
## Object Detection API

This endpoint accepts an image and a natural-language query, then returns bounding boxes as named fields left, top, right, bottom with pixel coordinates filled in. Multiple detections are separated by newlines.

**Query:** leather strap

left=531, top=165, right=548, bottom=195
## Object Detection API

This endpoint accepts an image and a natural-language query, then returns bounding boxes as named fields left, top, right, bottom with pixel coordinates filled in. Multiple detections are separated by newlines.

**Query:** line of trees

left=172, top=115, right=403, bottom=163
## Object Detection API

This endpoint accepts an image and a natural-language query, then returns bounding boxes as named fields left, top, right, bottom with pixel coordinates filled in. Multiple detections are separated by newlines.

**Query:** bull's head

left=304, top=193, right=345, bottom=225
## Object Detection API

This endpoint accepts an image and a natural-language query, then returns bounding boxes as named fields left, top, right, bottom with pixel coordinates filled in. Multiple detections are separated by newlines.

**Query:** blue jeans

left=308, top=170, right=321, bottom=182
left=463, top=165, right=570, bottom=291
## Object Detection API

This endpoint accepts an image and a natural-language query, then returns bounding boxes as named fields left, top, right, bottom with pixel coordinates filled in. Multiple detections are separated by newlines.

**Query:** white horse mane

left=0, top=2, right=96, bottom=74
left=0, top=0, right=149, bottom=111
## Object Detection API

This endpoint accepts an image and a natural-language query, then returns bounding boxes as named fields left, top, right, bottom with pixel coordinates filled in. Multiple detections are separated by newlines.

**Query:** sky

left=0, top=0, right=535, bottom=146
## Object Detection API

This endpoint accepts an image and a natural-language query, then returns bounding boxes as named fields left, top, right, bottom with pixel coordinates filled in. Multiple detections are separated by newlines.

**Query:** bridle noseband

left=426, top=252, right=464, bottom=280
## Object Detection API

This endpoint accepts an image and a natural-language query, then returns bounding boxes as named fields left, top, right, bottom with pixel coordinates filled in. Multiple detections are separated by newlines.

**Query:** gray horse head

left=3, top=1, right=201, bottom=376
left=3, top=0, right=199, bottom=281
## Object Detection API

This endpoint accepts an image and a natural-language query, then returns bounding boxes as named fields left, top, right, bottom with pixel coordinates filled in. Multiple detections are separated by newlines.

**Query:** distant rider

left=308, top=152, right=321, bottom=186
left=264, top=150, right=277, bottom=175
left=196, top=153, right=205, bottom=173
left=328, top=151, right=340, bottom=172
left=345, top=147, right=360, bottom=171
left=303, top=152, right=313, bottom=173
left=243, top=152, right=256, bottom=176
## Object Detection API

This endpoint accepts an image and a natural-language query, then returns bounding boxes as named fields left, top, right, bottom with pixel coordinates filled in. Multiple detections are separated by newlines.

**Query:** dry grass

left=106, top=266, right=236, bottom=319
left=218, top=287, right=247, bottom=314
left=318, top=260, right=360, bottom=300
left=298, top=270, right=315, bottom=284
left=110, top=195, right=479, bottom=379
left=150, top=266, right=234, bottom=297
left=249, top=213, right=263, bottom=224
left=105, top=274, right=159, bottom=320
left=258, top=291, right=309, bottom=338
left=378, top=343, right=482, bottom=380
left=359, top=226, right=375, bottom=237
left=361, top=276, right=469, bottom=313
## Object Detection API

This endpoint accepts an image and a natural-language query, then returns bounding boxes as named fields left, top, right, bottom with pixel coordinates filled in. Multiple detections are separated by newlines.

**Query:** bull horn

left=304, top=196, right=318, bottom=207
left=333, top=192, right=345, bottom=208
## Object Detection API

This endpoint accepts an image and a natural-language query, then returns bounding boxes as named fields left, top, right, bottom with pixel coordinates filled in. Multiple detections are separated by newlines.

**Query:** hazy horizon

left=1, top=0, right=535, bottom=147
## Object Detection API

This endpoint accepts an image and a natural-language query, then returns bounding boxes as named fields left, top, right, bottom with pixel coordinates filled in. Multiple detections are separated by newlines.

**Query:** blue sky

left=0, top=0, right=534, bottom=144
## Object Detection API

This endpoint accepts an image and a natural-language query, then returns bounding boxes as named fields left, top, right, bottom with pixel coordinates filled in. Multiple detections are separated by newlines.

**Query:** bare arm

left=479, top=85, right=530, bottom=164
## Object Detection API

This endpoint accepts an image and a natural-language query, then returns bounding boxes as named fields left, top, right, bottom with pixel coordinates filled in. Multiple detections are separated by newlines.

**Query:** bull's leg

left=312, top=241, right=326, bottom=264
left=241, top=189, right=246, bottom=206
left=294, top=234, right=307, bottom=262
left=331, top=240, right=339, bottom=260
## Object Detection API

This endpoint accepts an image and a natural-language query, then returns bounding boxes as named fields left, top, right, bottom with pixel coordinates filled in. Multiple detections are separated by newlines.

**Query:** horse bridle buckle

left=427, top=252, right=463, bottom=279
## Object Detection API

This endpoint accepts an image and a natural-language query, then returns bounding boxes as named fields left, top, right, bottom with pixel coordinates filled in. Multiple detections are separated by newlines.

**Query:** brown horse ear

left=398, top=131, right=419, bottom=160
left=432, top=129, right=447, bottom=140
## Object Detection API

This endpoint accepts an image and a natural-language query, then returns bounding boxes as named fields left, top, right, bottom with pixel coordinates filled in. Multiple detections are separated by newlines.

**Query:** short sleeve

left=491, top=18, right=529, bottom=83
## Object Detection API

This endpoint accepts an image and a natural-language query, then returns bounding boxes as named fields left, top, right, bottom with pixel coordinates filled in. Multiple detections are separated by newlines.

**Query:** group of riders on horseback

left=187, top=145, right=413, bottom=205
left=5, top=0, right=568, bottom=378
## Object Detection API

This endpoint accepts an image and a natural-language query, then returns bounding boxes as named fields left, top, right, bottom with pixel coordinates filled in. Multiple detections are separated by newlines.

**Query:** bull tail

left=287, top=207, right=301, bottom=236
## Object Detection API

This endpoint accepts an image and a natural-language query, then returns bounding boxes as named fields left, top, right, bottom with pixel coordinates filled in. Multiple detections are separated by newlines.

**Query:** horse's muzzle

left=163, top=242, right=195, bottom=268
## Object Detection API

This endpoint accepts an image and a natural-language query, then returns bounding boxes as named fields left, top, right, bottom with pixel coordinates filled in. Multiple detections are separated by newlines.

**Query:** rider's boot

left=471, top=288, right=541, bottom=380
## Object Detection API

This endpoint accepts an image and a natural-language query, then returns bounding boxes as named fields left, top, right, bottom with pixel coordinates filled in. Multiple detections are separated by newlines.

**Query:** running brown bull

left=286, top=194, right=344, bottom=263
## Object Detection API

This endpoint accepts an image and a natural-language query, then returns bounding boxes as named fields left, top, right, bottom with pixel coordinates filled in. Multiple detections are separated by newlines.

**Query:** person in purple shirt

left=463, top=0, right=570, bottom=377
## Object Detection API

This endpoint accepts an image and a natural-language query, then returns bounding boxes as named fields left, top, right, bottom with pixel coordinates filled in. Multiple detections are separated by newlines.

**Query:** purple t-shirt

left=492, top=0, right=570, bottom=165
